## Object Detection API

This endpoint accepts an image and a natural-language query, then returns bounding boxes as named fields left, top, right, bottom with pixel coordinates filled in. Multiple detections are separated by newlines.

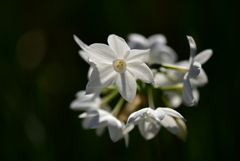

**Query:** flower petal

left=127, top=33, right=148, bottom=49
left=188, top=61, right=201, bottom=78
left=160, top=115, right=179, bottom=135
left=161, top=108, right=185, bottom=120
left=88, top=43, right=116, bottom=64
left=190, top=68, right=208, bottom=87
left=73, top=35, right=88, bottom=50
left=78, top=110, right=98, bottom=118
left=108, top=118, right=123, bottom=142
left=86, top=64, right=118, bottom=94
left=175, top=118, right=187, bottom=142
left=148, top=34, right=167, bottom=45
left=78, top=50, right=89, bottom=63
left=187, top=36, right=197, bottom=65
left=96, top=127, right=106, bottom=136
left=148, top=44, right=178, bottom=64
left=126, top=108, right=149, bottom=124
left=194, top=49, right=213, bottom=65
left=87, top=66, right=94, bottom=80
left=115, top=70, right=136, bottom=102
left=124, top=49, right=150, bottom=63
left=138, top=120, right=161, bottom=140
left=192, top=88, right=200, bottom=103
left=183, top=77, right=195, bottom=106
left=70, top=100, right=99, bottom=111
left=127, top=62, right=155, bottom=84
left=153, top=108, right=166, bottom=121
left=87, top=113, right=109, bottom=129
left=108, top=34, right=130, bottom=59
left=82, top=117, right=93, bottom=129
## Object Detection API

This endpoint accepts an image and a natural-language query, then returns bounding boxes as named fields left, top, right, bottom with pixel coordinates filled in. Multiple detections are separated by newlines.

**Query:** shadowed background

left=1, top=0, right=240, bottom=160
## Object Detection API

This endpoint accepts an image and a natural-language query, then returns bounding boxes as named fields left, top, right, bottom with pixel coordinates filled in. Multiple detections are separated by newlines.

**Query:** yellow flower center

left=113, top=59, right=126, bottom=73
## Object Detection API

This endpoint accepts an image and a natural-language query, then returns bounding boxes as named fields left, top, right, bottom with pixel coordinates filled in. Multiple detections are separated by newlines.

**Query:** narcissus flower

left=127, top=33, right=178, bottom=64
left=79, top=109, right=130, bottom=147
left=125, top=107, right=185, bottom=140
left=74, top=34, right=155, bottom=102
left=161, top=36, right=202, bottom=106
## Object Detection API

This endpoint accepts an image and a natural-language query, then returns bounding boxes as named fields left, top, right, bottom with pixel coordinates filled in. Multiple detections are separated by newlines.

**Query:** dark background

left=1, top=0, right=240, bottom=160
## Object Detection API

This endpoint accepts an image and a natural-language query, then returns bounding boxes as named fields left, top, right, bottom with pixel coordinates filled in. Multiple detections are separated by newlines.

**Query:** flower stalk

left=111, top=97, right=125, bottom=117
left=100, top=89, right=118, bottom=108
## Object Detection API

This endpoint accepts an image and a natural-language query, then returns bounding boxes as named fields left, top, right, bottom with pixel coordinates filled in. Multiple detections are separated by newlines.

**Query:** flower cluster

left=70, top=33, right=212, bottom=146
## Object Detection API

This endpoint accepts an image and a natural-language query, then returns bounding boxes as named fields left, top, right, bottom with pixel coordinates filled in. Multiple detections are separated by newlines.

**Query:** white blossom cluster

left=70, top=34, right=212, bottom=147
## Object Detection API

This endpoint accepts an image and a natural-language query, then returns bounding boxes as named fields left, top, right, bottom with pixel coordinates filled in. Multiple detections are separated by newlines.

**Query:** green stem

left=161, top=63, right=189, bottom=73
left=111, top=97, right=125, bottom=117
left=100, top=89, right=118, bottom=108
left=159, top=83, right=183, bottom=91
left=148, top=85, right=155, bottom=109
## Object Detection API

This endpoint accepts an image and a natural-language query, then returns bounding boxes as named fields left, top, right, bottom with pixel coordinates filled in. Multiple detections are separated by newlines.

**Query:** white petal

left=126, top=108, right=149, bottom=124
left=86, top=109, right=112, bottom=128
left=115, top=71, right=136, bottom=102
left=86, top=64, right=118, bottom=94
left=70, top=101, right=98, bottom=111
left=88, top=43, right=116, bottom=63
left=127, top=62, right=155, bottom=83
left=72, top=90, right=100, bottom=102
left=87, top=114, right=109, bottom=129
left=160, top=115, right=179, bottom=134
left=127, top=33, right=148, bottom=49
left=73, top=35, right=88, bottom=50
left=188, top=61, right=201, bottom=78
left=175, top=60, right=189, bottom=68
left=175, top=118, right=187, bottom=141
left=148, top=44, right=178, bottom=64
left=78, top=110, right=98, bottom=118
left=187, top=36, right=197, bottom=65
left=124, top=123, right=135, bottom=133
left=148, top=34, right=167, bottom=45
left=85, top=87, right=102, bottom=95
left=108, top=34, right=130, bottom=59
left=96, top=127, right=106, bottom=136
left=194, top=49, right=213, bottom=65
left=87, top=66, right=94, bottom=80
left=183, top=77, right=195, bottom=106
left=190, top=68, right=208, bottom=87
left=78, top=50, right=89, bottom=63
left=82, top=117, right=93, bottom=129
left=192, top=88, right=200, bottom=103
left=74, top=90, right=85, bottom=98
left=138, top=120, right=161, bottom=140
left=148, top=108, right=165, bottom=121
left=124, top=49, right=150, bottom=63
left=108, top=118, right=123, bottom=142
left=161, top=108, right=185, bottom=120
left=154, top=72, right=172, bottom=87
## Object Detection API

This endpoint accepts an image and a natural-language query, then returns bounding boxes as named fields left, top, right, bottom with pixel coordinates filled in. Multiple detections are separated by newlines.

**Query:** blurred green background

left=1, top=0, right=239, bottom=160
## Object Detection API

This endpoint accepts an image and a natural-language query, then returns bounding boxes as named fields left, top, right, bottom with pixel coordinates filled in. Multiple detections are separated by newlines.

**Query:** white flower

left=127, top=108, right=165, bottom=124
left=125, top=107, right=185, bottom=140
left=127, top=33, right=178, bottom=64
left=176, top=49, right=213, bottom=87
left=161, top=36, right=202, bottom=106
left=79, top=109, right=130, bottom=147
left=73, top=34, right=155, bottom=102
left=182, top=36, right=202, bottom=106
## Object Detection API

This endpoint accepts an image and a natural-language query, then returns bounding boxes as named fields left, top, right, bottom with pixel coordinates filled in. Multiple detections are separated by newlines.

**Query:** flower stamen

left=113, top=59, right=126, bottom=73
